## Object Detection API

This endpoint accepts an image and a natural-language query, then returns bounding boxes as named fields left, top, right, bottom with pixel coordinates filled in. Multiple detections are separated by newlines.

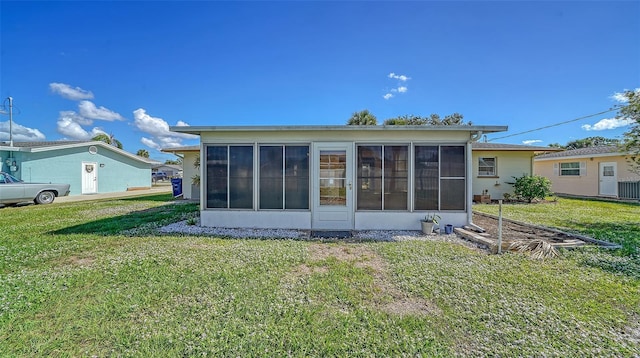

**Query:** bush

left=513, top=175, right=553, bottom=203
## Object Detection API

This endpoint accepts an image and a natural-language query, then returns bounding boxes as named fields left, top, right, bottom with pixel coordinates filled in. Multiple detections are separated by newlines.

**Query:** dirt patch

left=63, top=255, right=95, bottom=267
left=472, top=212, right=586, bottom=245
left=293, top=243, right=439, bottom=316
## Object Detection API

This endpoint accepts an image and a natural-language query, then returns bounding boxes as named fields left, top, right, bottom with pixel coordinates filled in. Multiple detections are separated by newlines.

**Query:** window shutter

left=553, top=163, right=559, bottom=176
left=579, top=161, right=586, bottom=176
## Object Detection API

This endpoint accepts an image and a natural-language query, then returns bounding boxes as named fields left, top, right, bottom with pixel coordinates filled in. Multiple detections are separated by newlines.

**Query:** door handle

left=348, top=181, right=352, bottom=190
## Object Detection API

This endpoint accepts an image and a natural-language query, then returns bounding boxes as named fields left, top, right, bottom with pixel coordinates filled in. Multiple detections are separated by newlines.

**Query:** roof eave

left=169, top=125, right=508, bottom=135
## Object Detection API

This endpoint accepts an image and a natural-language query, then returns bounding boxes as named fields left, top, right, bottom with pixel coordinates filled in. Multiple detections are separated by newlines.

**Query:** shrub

left=513, top=175, right=553, bottom=203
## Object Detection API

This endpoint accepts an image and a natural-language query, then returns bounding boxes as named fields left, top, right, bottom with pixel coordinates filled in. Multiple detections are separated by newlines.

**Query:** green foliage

left=91, top=133, right=123, bottom=149
left=512, top=175, right=553, bottom=203
left=421, top=213, right=440, bottom=224
left=136, top=149, right=149, bottom=158
left=549, top=136, right=620, bottom=150
left=384, top=112, right=470, bottom=126
left=164, top=158, right=182, bottom=165
left=346, top=109, right=378, bottom=125
left=617, top=89, right=640, bottom=173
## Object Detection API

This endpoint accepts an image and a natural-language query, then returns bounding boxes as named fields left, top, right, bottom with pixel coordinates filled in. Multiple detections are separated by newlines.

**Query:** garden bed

left=463, top=212, right=620, bottom=253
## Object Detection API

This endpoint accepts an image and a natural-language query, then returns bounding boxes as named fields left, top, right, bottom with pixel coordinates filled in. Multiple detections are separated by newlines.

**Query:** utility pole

left=8, top=97, right=13, bottom=147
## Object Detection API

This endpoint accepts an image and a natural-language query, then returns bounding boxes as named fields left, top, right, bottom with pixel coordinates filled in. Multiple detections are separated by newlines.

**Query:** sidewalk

left=55, top=184, right=173, bottom=203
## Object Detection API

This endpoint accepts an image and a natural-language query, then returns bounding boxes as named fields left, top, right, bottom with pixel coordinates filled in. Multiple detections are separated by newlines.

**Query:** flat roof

left=170, top=125, right=508, bottom=135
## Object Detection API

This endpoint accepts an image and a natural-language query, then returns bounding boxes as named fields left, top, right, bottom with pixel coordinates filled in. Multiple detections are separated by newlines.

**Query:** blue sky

left=1, top=1, right=639, bottom=162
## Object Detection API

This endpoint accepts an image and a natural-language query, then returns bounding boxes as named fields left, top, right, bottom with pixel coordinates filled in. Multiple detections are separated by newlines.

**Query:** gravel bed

left=159, top=220, right=486, bottom=250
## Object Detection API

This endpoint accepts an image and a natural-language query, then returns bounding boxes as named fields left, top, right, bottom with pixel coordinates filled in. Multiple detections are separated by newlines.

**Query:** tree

left=136, top=149, right=149, bottom=158
left=92, top=133, right=123, bottom=149
left=617, top=89, right=640, bottom=173
left=384, top=113, right=471, bottom=125
left=165, top=159, right=182, bottom=165
left=565, top=136, right=620, bottom=150
left=347, top=110, right=378, bottom=125
left=383, top=114, right=426, bottom=125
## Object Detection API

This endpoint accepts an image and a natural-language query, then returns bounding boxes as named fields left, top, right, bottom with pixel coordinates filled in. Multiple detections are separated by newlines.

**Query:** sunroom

left=169, top=125, right=507, bottom=231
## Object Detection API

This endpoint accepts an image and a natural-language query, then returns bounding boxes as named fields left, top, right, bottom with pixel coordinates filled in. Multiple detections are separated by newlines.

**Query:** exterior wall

left=200, top=205, right=470, bottom=230
left=534, top=154, right=640, bottom=197
left=472, top=150, right=534, bottom=201
left=196, top=129, right=476, bottom=230
left=181, top=152, right=200, bottom=200
left=199, top=128, right=472, bottom=144
left=5, top=146, right=152, bottom=195
left=355, top=212, right=468, bottom=231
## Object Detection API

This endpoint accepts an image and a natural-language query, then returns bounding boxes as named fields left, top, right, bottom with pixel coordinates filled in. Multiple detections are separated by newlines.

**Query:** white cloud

left=49, top=82, right=94, bottom=100
left=581, top=117, right=634, bottom=131
left=141, top=137, right=161, bottom=150
left=383, top=93, right=394, bottom=100
left=0, top=121, right=46, bottom=141
left=396, top=86, right=407, bottom=93
left=388, top=73, right=411, bottom=82
left=133, top=108, right=198, bottom=150
left=56, top=112, right=105, bottom=140
left=611, top=88, right=640, bottom=103
left=78, top=101, right=124, bottom=121
left=522, top=140, right=543, bottom=145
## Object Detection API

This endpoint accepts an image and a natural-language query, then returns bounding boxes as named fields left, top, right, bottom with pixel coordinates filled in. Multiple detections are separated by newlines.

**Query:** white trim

left=535, top=152, right=626, bottom=162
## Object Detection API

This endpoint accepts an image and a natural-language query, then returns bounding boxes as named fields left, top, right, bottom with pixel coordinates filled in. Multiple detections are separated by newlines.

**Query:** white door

left=312, top=143, right=354, bottom=230
left=82, top=162, right=98, bottom=194
left=599, top=162, right=617, bottom=196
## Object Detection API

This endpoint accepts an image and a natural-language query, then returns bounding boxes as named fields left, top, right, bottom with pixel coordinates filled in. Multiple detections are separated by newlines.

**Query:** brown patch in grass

left=64, top=255, right=95, bottom=267
left=286, top=243, right=439, bottom=316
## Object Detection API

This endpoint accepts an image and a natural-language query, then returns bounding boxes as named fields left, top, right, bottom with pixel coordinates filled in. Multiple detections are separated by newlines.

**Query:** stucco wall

left=472, top=150, right=534, bottom=201
left=7, top=146, right=152, bottom=195
left=535, top=154, right=640, bottom=197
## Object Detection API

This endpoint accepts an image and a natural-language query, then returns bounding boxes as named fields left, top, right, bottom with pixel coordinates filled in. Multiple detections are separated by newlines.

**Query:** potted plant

left=421, top=213, right=441, bottom=234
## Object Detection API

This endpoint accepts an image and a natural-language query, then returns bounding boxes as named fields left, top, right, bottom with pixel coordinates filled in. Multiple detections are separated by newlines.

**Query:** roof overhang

left=169, top=125, right=508, bottom=136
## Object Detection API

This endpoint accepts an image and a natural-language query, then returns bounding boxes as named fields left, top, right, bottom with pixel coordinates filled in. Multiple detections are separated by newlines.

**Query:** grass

left=1, top=194, right=639, bottom=356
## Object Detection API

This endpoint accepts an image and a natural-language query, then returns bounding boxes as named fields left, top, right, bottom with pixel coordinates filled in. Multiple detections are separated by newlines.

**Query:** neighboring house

left=168, top=125, right=508, bottom=231
left=534, top=146, right=640, bottom=199
left=152, top=164, right=183, bottom=178
left=161, top=145, right=200, bottom=200
left=0, top=141, right=160, bottom=196
left=472, top=142, right=561, bottom=202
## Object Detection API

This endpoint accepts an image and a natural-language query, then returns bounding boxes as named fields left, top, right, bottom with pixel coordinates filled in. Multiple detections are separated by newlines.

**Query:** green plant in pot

left=421, top=213, right=441, bottom=234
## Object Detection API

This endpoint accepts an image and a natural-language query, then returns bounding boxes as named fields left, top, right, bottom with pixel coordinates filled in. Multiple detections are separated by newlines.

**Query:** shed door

left=312, top=143, right=354, bottom=230
left=82, top=162, right=98, bottom=194
left=598, top=162, right=617, bottom=197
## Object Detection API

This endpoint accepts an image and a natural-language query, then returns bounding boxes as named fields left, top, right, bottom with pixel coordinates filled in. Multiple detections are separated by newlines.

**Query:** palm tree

left=92, top=133, right=123, bottom=149
left=347, top=110, right=378, bottom=125
left=136, top=149, right=149, bottom=158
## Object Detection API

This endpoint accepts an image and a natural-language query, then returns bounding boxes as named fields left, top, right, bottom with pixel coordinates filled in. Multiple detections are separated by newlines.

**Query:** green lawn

left=1, top=195, right=638, bottom=357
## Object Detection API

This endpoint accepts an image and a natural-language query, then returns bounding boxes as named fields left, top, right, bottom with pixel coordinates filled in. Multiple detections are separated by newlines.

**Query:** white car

left=0, top=172, right=71, bottom=206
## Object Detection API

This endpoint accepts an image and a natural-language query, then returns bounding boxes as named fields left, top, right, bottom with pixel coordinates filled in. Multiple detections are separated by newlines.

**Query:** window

left=356, top=145, right=408, bottom=210
left=602, top=165, right=614, bottom=177
left=206, top=145, right=254, bottom=209
left=560, top=162, right=580, bottom=176
left=260, top=145, right=309, bottom=209
left=478, top=157, right=496, bottom=177
left=415, top=145, right=466, bottom=211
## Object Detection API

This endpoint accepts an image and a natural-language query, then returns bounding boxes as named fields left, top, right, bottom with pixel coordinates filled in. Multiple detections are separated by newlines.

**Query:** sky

left=1, top=1, right=639, bottom=162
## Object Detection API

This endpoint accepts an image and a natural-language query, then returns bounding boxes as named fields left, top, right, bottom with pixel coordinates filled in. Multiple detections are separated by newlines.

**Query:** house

left=167, top=125, right=508, bottom=231
left=0, top=141, right=160, bottom=195
left=534, top=146, right=640, bottom=199
left=471, top=142, right=561, bottom=202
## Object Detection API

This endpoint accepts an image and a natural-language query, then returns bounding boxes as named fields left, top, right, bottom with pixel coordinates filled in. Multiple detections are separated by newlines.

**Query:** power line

left=488, top=108, right=616, bottom=142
